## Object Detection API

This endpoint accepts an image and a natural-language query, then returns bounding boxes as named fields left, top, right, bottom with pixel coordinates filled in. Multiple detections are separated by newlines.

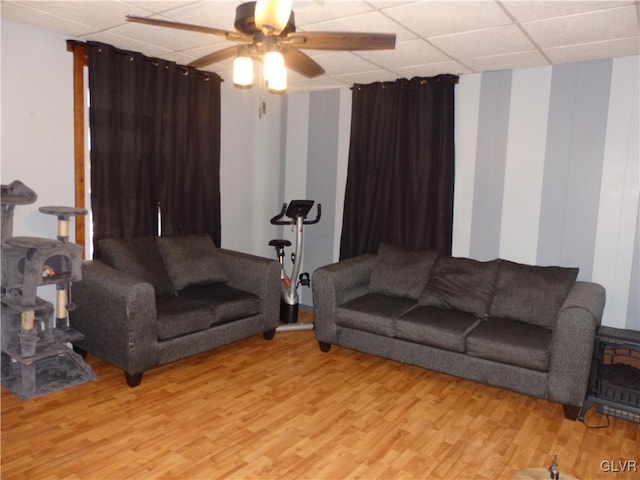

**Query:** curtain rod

left=351, top=74, right=459, bottom=91
left=66, top=39, right=223, bottom=82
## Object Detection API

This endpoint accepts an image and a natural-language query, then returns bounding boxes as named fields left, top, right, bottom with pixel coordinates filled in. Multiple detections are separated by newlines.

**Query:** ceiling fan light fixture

left=263, top=50, right=285, bottom=83
left=233, top=53, right=254, bottom=88
left=255, top=0, right=292, bottom=35
left=267, top=66, right=287, bottom=94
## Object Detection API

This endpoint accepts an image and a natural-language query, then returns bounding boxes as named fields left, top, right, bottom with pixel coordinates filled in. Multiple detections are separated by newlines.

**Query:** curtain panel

left=87, top=41, right=222, bottom=250
left=339, top=74, right=458, bottom=260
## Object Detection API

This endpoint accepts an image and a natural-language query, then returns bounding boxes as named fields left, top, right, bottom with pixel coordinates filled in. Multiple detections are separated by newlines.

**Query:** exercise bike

left=269, top=200, right=321, bottom=331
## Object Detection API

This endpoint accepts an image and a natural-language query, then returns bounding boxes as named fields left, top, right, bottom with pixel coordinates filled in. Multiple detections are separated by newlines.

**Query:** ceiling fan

left=126, top=0, right=396, bottom=92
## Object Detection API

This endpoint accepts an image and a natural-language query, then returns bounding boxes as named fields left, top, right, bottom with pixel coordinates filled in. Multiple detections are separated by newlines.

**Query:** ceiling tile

left=333, top=69, right=399, bottom=85
left=544, top=37, right=640, bottom=64
left=13, top=0, right=150, bottom=30
left=1, top=1, right=96, bottom=36
left=463, top=50, right=549, bottom=72
left=522, top=5, right=639, bottom=49
left=158, top=1, right=242, bottom=29
left=428, top=24, right=535, bottom=60
left=299, top=10, right=416, bottom=42
left=78, top=30, right=172, bottom=57
left=303, top=52, right=383, bottom=75
left=384, top=0, right=512, bottom=38
left=357, top=38, right=450, bottom=68
left=125, top=1, right=204, bottom=15
left=155, top=50, right=200, bottom=65
left=500, top=1, right=634, bottom=22
left=110, top=20, right=223, bottom=51
left=292, top=1, right=373, bottom=27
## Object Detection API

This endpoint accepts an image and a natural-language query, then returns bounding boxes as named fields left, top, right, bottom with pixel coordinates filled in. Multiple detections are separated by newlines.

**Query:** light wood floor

left=2, top=313, right=639, bottom=479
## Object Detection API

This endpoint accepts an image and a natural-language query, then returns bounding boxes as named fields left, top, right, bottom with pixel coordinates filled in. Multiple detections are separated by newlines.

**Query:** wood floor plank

left=2, top=312, right=639, bottom=479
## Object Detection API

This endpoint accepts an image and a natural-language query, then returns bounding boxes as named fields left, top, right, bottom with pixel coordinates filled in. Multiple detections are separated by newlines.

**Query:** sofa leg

left=563, top=404, right=581, bottom=421
left=318, top=341, right=332, bottom=353
left=263, top=329, right=276, bottom=340
left=125, top=372, right=143, bottom=388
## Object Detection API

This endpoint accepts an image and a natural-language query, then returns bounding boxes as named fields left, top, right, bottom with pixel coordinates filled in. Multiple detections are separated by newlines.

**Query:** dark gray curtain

left=339, top=75, right=458, bottom=260
left=87, top=41, right=221, bottom=249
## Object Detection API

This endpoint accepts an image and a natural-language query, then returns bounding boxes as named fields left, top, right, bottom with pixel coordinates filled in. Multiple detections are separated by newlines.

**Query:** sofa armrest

left=217, top=249, right=281, bottom=331
left=69, top=260, right=158, bottom=377
left=312, top=254, right=377, bottom=344
left=547, top=281, right=606, bottom=406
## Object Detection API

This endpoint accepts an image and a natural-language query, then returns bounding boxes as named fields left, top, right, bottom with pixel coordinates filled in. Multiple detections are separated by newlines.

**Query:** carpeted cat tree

left=1, top=180, right=95, bottom=400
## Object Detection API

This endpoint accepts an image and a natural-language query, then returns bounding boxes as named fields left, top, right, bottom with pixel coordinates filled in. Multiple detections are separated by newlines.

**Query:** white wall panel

left=499, top=66, right=551, bottom=264
left=333, top=88, right=352, bottom=261
left=593, top=56, right=640, bottom=328
left=1, top=20, right=75, bottom=306
left=452, top=73, right=481, bottom=258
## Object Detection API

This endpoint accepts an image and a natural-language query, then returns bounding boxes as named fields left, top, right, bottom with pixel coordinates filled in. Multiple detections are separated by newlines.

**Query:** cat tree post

left=39, top=206, right=88, bottom=328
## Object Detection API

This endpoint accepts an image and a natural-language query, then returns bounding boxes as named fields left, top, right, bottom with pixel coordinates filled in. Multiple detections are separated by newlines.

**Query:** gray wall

left=453, top=58, right=638, bottom=330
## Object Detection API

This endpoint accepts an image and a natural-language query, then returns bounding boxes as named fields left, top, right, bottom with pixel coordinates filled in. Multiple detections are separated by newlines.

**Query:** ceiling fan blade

left=283, top=31, right=396, bottom=51
left=188, top=45, right=240, bottom=69
left=281, top=48, right=325, bottom=79
left=126, top=15, right=251, bottom=43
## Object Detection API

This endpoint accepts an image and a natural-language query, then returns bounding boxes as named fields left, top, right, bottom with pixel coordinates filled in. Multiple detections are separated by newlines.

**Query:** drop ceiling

left=2, top=0, right=639, bottom=92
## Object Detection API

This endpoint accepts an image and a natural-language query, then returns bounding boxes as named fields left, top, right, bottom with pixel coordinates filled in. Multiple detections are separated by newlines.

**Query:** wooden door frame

left=67, top=40, right=87, bottom=256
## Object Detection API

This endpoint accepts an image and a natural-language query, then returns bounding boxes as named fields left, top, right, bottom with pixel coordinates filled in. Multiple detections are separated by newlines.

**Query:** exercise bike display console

left=269, top=200, right=321, bottom=331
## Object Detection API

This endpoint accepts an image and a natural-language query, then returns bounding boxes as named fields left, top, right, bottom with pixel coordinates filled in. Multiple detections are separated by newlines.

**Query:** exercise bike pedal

left=299, top=272, right=310, bottom=286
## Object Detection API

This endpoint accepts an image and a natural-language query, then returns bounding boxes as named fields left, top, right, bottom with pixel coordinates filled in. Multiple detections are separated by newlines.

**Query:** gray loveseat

left=69, top=234, right=281, bottom=387
left=312, top=243, right=606, bottom=419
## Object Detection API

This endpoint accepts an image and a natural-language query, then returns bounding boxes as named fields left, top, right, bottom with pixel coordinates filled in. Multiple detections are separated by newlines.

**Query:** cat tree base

left=1, top=348, right=95, bottom=400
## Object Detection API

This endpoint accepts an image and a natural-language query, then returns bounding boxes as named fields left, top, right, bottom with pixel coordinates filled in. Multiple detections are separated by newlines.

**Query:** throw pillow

left=97, top=236, right=174, bottom=296
left=368, top=243, right=440, bottom=300
left=489, top=260, right=578, bottom=328
left=156, top=234, right=228, bottom=291
left=418, top=256, right=500, bottom=318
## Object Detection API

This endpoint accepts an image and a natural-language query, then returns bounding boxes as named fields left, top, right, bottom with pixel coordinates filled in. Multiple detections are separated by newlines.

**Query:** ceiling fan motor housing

left=234, top=1, right=296, bottom=36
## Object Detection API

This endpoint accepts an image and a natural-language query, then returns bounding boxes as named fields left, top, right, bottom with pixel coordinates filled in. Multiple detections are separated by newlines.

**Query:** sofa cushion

left=337, top=293, right=416, bottom=337
left=489, top=260, right=578, bottom=328
left=396, top=306, right=482, bottom=353
left=418, top=256, right=500, bottom=318
left=156, top=295, right=216, bottom=341
left=157, top=234, right=228, bottom=291
left=97, top=236, right=174, bottom=296
left=369, top=243, right=440, bottom=300
left=465, top=317, right=552, bottom=371
left=179, top=283, right=261, bottom=326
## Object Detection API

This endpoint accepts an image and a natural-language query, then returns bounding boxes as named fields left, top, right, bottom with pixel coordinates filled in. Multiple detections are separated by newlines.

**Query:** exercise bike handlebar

left=270, top=202, right=322, bottom=225
left=305, top=204, right=321, bottom=224
left=270, top=203, right=289, bottom=225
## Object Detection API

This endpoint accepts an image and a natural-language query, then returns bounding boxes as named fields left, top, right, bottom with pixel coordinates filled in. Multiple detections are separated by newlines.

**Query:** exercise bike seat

left=269, top=239, right=292, bottom=248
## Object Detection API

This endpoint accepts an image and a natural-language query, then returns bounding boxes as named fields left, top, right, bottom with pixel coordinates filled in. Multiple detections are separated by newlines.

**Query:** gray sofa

left=69, top=234, right=281, bottom=387
left=312, top=243, right=606, bottom=420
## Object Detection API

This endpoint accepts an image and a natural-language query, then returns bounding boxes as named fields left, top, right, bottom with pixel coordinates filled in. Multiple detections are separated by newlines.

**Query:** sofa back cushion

left=97, top=236, right=174, bottom=296
left=418, top=256, right=500, bottom=318
left=489, top=260, right=578, bottom=328
left=368, top=243, right=440, bottom=300
left=157, top=234, right=228, bottom=292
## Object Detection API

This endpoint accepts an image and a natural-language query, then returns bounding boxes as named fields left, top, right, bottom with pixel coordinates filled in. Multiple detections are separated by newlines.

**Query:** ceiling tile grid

left=1, top=0, right=638, bottom=92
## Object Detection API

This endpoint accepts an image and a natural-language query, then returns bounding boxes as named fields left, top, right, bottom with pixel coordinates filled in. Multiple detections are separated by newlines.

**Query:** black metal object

left=581, top=326, right=640, bottom=423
